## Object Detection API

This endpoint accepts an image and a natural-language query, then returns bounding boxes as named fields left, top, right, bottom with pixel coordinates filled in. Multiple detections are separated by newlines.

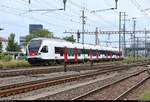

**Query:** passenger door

left=40, top=45, right=49, bottom=59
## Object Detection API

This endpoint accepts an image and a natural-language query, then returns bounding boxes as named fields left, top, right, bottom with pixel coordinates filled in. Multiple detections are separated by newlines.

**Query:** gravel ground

left=0, top=66, right=147, bottom=100
left=81, top=71, right=149, bottom=100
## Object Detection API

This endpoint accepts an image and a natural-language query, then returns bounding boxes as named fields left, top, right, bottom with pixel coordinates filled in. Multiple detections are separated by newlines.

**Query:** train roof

left=31, top=38, right=119, bottom=52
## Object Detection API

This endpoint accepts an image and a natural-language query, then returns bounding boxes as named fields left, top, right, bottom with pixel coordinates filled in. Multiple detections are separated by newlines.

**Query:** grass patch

left=140, top=87, right=150, bottom=100
left=0, top=60, right=31, bottom=69
left=122, top=56, right=150, bottom=64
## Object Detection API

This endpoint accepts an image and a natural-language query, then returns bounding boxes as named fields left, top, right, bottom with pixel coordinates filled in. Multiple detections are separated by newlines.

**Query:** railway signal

left=77, top=30, right=80, bottom=43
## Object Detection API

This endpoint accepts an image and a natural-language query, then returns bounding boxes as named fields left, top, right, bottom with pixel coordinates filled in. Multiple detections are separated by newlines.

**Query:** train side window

left=60, top=48, right=64, bottom=56
left=41, top=46, right=48, bottom=53
left=55, top=47, right=64, bottom=56
left=68, top=48, right=74, bottom=56
left=55, top=47, right=60, bottom=54
left=93, top=50, right=97, bottom=56
left=85, top=49, right=88, bottom=54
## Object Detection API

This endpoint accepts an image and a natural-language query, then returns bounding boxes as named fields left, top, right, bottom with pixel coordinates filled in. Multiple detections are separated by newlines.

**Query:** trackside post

left=64, top=47, right=68, bottom=72
left=90, top=49, right=93, bottom=67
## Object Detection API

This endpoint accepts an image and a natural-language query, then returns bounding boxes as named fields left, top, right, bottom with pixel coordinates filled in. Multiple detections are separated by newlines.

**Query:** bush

left=0, top=53, right=12, bottom=62
left=1, top=56, right=12, bottom=62
left=0, top=62, right=3, bottom=68
left=0, top=53, right=5, bottom=60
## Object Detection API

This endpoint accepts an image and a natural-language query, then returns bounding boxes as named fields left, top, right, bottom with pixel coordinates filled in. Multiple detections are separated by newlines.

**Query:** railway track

left=0, top=60, right=149, bottom=78
left=0, top=61, right=149, bottom=98
left=71, top=69, right=150, bottom=100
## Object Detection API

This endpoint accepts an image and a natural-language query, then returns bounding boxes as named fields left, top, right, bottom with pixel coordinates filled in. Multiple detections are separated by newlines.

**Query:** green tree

left=63, top=35, right=76, bottom=42
left=0, top=42, right=2, bottom=52
left=6, top=33, right=21, bottom=52
left=24, top=29, right=54, bottom=45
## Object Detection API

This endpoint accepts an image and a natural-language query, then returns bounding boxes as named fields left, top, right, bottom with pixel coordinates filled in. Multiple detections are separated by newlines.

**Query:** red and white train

left=26, top=38, right=123, bottom=65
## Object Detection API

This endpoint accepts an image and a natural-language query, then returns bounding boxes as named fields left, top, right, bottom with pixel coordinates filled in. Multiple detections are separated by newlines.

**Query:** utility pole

left=95, top=27, right=98, bottom=45
left=133, top=17, right=136, bottom=61
left=119, top=12, right=127, bottom=57
left=136, top=37, right=139, bottom=61
left=81, top=9, right=86, bottom=62
left=81, top=10, right=86, bottom=45
left=145, top=28, right=147, bottom=57
left=119, top=12, right=121, bottom=57
left=123, top=12, right=126, bottom=57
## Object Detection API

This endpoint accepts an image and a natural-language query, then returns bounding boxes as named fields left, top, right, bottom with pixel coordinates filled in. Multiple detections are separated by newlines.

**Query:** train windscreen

left=28, top=40, right=42, bottom=53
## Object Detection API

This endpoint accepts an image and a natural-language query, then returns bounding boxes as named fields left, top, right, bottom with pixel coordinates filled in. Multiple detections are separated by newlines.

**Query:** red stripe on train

left=74, top=48, right=78, bottom=62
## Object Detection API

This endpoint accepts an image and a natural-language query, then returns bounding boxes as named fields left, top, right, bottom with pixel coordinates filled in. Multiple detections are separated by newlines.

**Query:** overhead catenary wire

left=0, top=4, right=80, bottom=30
left=130, top=0, right=150, bottom=19
left=0, top=6, right=76, bottom=30
left=68, top=0, right=118, bottom=28
left=0, top=1, right=84, bottom=30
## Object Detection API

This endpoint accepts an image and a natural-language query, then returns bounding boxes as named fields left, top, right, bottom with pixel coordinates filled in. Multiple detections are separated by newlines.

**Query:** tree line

left=0, top=29, right=76, bottom=52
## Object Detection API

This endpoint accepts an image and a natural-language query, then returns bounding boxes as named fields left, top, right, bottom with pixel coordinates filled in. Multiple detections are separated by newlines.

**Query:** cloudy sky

left=0, top=0, right=150, bottom=47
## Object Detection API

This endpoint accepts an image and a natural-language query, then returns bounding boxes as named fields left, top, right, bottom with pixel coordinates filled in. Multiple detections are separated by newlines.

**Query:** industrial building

left=0, top=36, right=8, bottom=52
left=29, top=24, right=43, bottom=34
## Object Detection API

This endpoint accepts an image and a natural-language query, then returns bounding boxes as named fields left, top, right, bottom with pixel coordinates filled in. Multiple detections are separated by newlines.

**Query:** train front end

left=27, top=39, right=43, bottom=65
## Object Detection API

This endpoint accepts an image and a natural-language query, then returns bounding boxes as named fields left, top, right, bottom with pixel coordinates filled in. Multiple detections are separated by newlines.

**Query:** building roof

left=0, top=37, right=8, bottom=42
